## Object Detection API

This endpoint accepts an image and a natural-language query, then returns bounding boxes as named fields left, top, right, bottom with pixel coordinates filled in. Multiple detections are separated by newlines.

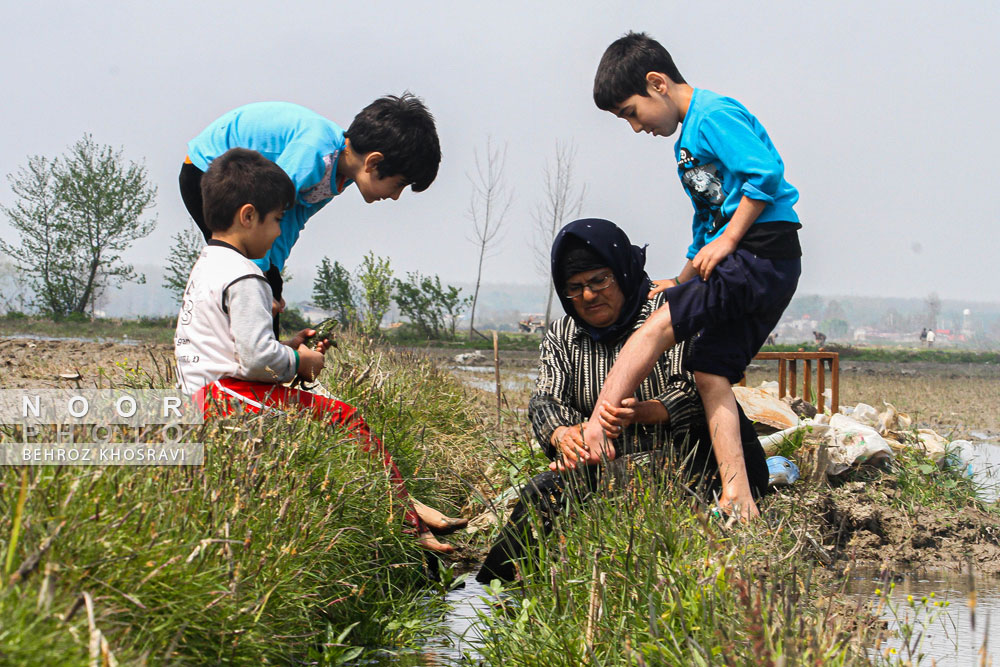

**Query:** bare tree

left=532, top=142, right=586, bottom=326
left=467, top=137, right=512, bottom=340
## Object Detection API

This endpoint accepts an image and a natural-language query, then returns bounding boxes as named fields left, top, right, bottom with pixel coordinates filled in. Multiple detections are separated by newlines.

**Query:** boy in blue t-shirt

left=569, top=32, right=801, bottom=520
left=179, top=94, right=441, bottom=334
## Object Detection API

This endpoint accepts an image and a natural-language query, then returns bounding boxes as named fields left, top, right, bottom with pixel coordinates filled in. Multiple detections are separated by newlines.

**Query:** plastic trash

left=758, top=380, right=780, bottom=397
left=850, top=403, right=879, bottom=427
left=733, top=386, right=799, bottom=430
left=758, top=425, right=808, bottom=455
left=825, top=414, right=895, bottom=476
left=767, top=456, right=800, bottom=486
left=942, top=440, right=975, bottom=478
left=916, top=429, right=947, bottom=461
left=877, top=402, right=912, bottom=435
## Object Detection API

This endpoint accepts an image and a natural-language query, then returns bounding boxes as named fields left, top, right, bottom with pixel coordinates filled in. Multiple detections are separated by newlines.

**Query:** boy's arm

left=225, top=277, right=297, bottom=383
left=648, top=260, right=697, bottom=297
left=692, top=196, right=766, bottom=279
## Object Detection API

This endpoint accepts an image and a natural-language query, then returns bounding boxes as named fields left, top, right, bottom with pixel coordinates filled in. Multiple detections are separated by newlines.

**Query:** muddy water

left=450, top=365, right=537, bottom=393
left=847, top=567, right=1000, bottom=665
left=362, top=571, right=491, bottom=666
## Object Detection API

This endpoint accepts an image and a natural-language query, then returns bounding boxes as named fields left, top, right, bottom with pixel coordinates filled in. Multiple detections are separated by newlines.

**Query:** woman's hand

left=597, top=398, right=669, bottom=437
left=548, top=424, right=589, bottom=471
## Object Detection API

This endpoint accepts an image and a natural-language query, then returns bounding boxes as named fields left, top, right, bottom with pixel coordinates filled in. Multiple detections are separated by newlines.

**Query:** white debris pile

left=736, top=383, right=961, bottom=479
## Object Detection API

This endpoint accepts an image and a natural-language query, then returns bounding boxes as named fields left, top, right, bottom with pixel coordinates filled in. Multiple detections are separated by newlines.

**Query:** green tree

left=162, top=223, right=204, bottom=304
left=0, top=135, right=157, bottom=316
left=393, top=271, right=470, bottom=340
left=312, top=256, right=357, bottom=326
left=356, top=251, right=393, bottom=337
left=427, top=278, right=471, bottom=338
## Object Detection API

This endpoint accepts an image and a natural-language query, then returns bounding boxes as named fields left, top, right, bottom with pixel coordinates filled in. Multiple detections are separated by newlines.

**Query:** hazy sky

left=1, top=1, right=998, bottom=302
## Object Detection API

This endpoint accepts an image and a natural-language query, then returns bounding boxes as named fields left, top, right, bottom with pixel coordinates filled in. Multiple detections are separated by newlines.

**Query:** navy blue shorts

left=665, top=249, right=801, bottom=383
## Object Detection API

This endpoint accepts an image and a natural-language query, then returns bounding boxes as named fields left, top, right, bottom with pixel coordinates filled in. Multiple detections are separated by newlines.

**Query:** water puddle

left=847, top=566, right=1000, bottom=664
left=2, top=333, right=141, bottom=346
left=361, top=569, right=491, bottom=666
left=449, top=365, right=537, bottom=393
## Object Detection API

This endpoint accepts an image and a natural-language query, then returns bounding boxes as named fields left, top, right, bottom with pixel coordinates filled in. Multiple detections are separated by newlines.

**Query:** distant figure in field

left=765, top=332, right=778, bottom=346
left=813, top=330, right=827, bottom=348
left=919, top=327, right=928, bottom=343
left=926, top=329, right=936, bottom=347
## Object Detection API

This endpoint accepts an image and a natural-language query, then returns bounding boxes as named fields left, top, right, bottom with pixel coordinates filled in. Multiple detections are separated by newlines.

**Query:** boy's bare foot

left=416, top=531, right=456, bottom=554
left=412, top=499, right=468, bottom=535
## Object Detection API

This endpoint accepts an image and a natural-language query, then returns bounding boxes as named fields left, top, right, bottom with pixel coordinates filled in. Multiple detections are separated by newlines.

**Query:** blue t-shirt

left=187, top=101, right=351, bottom=273
left=674, top=89, right=799, bottom=260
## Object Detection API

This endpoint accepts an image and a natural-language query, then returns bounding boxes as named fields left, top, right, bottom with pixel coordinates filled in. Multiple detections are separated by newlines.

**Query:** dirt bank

left=783, top=479, right=1000, bottom=575
left=0, top=337, right=174, bottom=388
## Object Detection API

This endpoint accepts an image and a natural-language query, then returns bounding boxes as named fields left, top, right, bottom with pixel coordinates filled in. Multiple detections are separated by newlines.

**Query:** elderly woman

left=478, top=218, right=769, bottom=583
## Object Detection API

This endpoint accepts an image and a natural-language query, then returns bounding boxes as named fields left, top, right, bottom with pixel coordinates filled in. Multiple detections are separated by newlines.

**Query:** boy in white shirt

left=175, top=147, right=463, bottom=552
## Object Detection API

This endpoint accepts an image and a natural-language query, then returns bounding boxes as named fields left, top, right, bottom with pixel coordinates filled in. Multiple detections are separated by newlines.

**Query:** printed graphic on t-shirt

left=678, top=147, right=727, bottom=231
left=300, top=151, right=339, bottom=204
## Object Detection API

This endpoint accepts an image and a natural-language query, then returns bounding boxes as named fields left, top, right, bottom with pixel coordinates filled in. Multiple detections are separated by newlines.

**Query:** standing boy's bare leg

left=577, top=304, right=676, bottom=463
left=695, top=371, right=759, bottom=520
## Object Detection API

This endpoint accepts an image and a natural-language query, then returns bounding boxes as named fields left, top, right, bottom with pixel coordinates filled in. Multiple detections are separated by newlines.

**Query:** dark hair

left=345, top=93, right=441, bottom=192
left=201, top=148, right=295, bottom=232
left=593, top=31, right=686, bottom=111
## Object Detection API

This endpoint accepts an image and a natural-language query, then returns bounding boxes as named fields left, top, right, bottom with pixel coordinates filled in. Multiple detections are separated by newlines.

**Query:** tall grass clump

left=0, top=332, right=498, bottom=663
left=472, top=463, right=880, bottom=666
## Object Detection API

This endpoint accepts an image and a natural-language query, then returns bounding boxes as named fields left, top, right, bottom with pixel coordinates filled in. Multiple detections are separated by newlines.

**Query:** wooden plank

left=817, top=358, right=826, bottom=413
left=755, top=352, right=837, bottom=361
left=789, top=359, right=797, bottom=399
left=778, top=358, right=787, bottom=399
left=831, top=355, right=840, bottom=415
left=804, top=360, right=812, bottom=404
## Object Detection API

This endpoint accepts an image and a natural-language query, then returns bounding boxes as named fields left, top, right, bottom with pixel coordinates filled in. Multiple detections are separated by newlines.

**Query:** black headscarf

left=551, top=218, right=650, bottom=343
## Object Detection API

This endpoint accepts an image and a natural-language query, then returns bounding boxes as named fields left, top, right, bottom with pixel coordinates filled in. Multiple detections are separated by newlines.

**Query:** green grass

left=471, top=465, right=879, bottom=666
left=468, top=414, right=996, bottom=666
left=1, top=320, right=993, bottom=664
left=0, top=332, right=500, bottom=664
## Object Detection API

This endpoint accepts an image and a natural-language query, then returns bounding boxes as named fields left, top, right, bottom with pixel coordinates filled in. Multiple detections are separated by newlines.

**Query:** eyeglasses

left=565, top=272, right=615, bottom=299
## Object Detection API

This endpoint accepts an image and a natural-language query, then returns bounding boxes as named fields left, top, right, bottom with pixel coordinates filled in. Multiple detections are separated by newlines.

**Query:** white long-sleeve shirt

left=175, top=241, right=296, bottom=395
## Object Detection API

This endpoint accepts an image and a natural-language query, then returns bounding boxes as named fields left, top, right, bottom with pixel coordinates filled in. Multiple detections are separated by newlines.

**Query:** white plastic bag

left=824, top=414, right=895, bottom=476
left=850, top=403, right=879, bottom=427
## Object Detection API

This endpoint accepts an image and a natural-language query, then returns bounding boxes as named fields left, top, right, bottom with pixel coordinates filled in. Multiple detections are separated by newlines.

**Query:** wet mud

left=798, top=480, right=1000, bottom=574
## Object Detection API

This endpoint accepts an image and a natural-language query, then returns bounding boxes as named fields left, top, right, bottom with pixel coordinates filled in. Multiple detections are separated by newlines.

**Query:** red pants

left=194, top=378, right=426, bottom=532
